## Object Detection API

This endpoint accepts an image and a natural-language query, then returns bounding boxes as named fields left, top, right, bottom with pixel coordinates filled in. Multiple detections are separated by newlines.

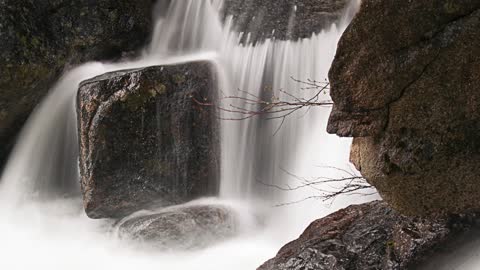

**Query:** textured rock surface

left=258, top=201, right=479, bottom=270
left=117, top=204, right=237, bottom=250
left=327, top=0, right=480, bottom=215
left=222, top=0, right=352, bottom=43
left=0, top=0, right=153, bottom=166
left=77, top=62, right=219, bottom=219
left=414, top=227, right=480, bottom=270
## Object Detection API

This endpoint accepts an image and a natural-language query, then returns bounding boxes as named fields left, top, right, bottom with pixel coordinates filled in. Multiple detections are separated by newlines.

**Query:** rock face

left=327, top=0, right=480, bottom=216
left=117, top=204, right=237, bottom=250
left=258, top=201, right=479, bottom=270
left=222, top=0, right=352, bottom=43
left=77, top=62, right=219, bottom=219
left=0, top=0, right=153, bottom=166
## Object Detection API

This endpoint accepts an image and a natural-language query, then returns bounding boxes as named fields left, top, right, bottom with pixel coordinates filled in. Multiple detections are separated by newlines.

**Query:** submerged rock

left=117, top=204, right=237, bottom=250
left=258, top=201, right=479, bottom=270
left=77, top=62, right=219, bottom=219
left=222, top=0, right=352, bottom=43
left=0, top=0, right=153, bottom=166
left=327, top=0, right=480, bottom=216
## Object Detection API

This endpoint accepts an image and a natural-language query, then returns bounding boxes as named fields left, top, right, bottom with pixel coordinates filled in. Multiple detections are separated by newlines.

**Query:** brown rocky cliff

left=327, top=0, right=480, bottom=216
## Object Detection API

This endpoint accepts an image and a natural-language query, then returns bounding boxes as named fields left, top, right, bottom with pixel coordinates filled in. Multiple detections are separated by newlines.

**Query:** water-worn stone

left=117, top=204, right=237, bottom=250
left=222, top=0, right=352, bottom=43
left=258, top=201, right=479, bottom=270
left=327, top=0, right=480, bottom=216
left=0, top=0, right=153, bottom=166
left=77, top=62, right=219, bottom=219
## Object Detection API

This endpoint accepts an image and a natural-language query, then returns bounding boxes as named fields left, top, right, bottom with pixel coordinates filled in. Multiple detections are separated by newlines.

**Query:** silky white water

left=0, top=0, right=375, bottom=269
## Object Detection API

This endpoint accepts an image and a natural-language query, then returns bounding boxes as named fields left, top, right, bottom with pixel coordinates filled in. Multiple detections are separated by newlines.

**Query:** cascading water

left=0, top=0, right=375, bottom=269
left=219, top=25, right=354, bottom=203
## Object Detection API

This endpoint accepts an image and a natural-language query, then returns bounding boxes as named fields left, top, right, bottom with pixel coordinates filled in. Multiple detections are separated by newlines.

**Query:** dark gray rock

left=77, top=62, right=219, bottom=219
left=258, top=201, right=479, bottom=270
left=222, top=0, right=352, bottom=43
left=327, top=0, right=480, bottom=216
left=117, top=204, right=237, bottom=250
left=0, top=0, right=153, bottom=166
left=414, top=227, right=480, bottom=270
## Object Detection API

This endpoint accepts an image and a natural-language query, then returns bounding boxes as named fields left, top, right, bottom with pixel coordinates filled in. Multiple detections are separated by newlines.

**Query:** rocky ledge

left=258, top=201, right=479, bottom=270
left=222, top=0, right=353, bottom=43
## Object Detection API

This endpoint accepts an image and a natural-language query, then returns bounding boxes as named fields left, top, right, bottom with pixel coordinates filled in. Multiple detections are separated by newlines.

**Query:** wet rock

left=222, top=0, right=352, bottom=43
left=414, top=226, right=480, bottom=270
left=77, top=62, right=219, bottom=219
left=327, top=0, right=480, bottom=216
left=0, top=0, right=153, bottom=166
left=258, top=201, right=479, bottom=270
left=117, top=204, right=237, bottom=250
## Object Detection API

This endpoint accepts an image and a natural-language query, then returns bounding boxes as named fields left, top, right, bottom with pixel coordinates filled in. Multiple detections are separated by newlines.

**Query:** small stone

left=117, top=204, right=238, bottom=250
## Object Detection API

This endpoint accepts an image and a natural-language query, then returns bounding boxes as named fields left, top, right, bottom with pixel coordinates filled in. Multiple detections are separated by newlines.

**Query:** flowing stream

left=0, top=0, right=376, bottom=269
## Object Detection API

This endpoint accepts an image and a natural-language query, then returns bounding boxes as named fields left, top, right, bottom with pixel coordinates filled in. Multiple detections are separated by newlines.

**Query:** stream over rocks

left=0, top=0, right=383, bottom=269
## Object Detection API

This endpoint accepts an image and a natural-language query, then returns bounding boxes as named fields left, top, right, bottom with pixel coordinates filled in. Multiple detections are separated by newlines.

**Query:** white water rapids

left=0, top=0, right=378, bottom=269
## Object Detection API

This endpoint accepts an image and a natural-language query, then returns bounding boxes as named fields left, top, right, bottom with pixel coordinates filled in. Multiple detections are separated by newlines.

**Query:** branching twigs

left=192, top=77, right=333, bottom=126
left=193, top=78, right=377, bottom=204
left=257, top=166, right=376, bottom=207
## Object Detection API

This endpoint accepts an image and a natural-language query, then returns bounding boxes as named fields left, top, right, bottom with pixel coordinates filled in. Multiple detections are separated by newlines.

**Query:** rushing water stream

left=0, top=0, right=377, bottom=269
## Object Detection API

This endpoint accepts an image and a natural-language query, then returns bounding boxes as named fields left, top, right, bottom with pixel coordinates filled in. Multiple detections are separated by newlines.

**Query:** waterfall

left=0, top=0, right=226, bottom=203
left=0, top=0, right=361, bottom=205
left=219, top=28, right=348, bottom=201
left=148, top=0, right=224, bottom=55
left=0, top=0, right=373, bottom=269
left=0, top=63, right=104, bottom=201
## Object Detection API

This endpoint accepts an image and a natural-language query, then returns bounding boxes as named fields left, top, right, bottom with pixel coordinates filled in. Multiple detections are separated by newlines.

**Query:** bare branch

left=192, top=78, right=334, bottom=124
left=193, top=78, right=376, bottom=204
left=256, top=167, right=376, bottom=207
